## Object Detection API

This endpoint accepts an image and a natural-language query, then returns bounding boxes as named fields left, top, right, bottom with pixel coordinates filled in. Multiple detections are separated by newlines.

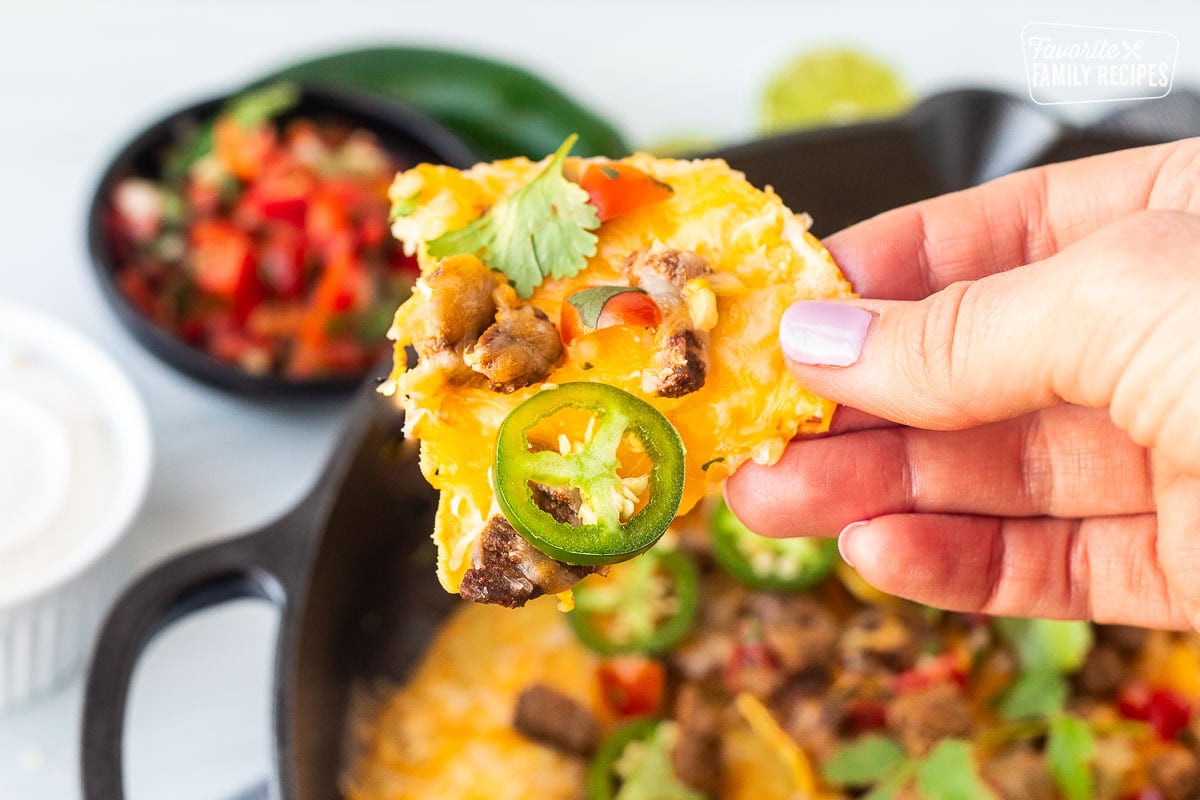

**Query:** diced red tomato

left=578, top=162, right=673, bottom=222
left=307, top=185, right=352, bottom=250
left=112, top=105, right=405, bottom=380
left=259, top=224, right=307, bottom=299
left=1122, top=789, right=1167, bottom=800
left=560, top=288, right=662, bottom=345
left=1118, top=683, right=1192, bottom=739
left=894, top=651, right=968, bottom=693
left=842, top=698, right=888, bottom=735
left=214, top=116, right=276, bottom=181
left=597, top=657, right=666, bottom=718
left=189, top=221, right=256, bottom=301
left=246, top=161, right=315, bottom=228
left=723, top=639, right=781, bottom=696
left=114, top=269, right=155, bottom=316
left=597, top=290, right=662, bottom=329
left=360, top=212, right=389, bottom=248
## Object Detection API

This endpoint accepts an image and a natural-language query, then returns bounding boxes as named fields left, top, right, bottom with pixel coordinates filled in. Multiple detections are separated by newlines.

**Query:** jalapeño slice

left=587, top=718, right=707, bottom=800
left=494, top=382, right=685, bottom=565
left=569, top=549, right=699, bottom=656
left=711, top=499, right=838, bottom=591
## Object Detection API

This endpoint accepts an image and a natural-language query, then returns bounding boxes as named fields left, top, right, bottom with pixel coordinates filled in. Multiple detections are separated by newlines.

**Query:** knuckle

left=906, top=280, right=979, bottom=425
left=1149, top=137, right=1200, bottom=215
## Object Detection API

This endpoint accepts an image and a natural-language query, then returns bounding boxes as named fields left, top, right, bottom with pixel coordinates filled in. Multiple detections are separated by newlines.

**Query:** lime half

left=761, top=48, right=912, bottom=133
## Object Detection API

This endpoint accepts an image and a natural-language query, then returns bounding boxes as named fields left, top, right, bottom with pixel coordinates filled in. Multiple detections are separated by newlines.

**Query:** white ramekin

left=0, top=304, right=152, bottom=713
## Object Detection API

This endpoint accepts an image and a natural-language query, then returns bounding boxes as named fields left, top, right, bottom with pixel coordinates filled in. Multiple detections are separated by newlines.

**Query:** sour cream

left=0, top=304, right=150, bottom=711
left=0, top=344, right=120, bottom=593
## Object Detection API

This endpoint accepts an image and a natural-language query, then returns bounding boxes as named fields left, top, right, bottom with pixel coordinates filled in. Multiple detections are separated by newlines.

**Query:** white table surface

left=1, top=1, right=1197, bottom=797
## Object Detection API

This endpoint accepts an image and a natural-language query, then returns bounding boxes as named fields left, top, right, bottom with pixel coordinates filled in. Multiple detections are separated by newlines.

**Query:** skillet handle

left=80, top=511, right=306, bottom=800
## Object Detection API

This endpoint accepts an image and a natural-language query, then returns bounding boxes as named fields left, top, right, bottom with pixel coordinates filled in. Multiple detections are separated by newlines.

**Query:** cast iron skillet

left=86, top=84, right=475, bottom=398
left=81, top=88, right=1200, bottom=800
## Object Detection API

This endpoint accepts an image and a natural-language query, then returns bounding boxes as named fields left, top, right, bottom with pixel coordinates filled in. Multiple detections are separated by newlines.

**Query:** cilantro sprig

left=992, top=618, right=1093, bottom=721
left=822, top=737, right=997, bottom=800
left=427, top=134, right=599, bottom=298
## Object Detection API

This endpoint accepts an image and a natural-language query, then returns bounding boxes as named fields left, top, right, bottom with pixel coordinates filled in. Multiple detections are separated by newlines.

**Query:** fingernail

left=838, top=520, right=870, bottom=567
left=779, top=301, right=873, bottom=367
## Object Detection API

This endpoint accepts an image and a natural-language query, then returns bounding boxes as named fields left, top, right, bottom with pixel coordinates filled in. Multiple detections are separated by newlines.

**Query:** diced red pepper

left=578, top=162, right=673, bottom=222
left=597, top=657, right=666, bottom=719
left=1118, top=683, right=1192, bottom=739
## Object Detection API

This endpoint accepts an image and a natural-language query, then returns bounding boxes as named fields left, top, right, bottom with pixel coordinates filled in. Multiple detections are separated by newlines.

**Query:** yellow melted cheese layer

left=383, top=154, right=853, bottom=592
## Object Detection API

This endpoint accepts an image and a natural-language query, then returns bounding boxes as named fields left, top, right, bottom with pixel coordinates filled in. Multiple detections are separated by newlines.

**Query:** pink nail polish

left=838, top=520, right=869, bottom=567
left=779, top=301, right=872, bottom=367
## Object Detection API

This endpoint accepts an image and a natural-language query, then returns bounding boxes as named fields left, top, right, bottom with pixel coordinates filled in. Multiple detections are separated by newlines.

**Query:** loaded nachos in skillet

left=381, top=135, right=851, bottom=605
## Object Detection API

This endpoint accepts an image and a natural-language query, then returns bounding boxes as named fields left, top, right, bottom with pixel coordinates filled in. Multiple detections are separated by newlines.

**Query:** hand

left=725, top=138, right=1200, bottom=630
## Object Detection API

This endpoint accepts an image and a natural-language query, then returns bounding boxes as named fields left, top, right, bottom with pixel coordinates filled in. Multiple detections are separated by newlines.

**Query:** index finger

left=825, top=137, right=1200, bottom=300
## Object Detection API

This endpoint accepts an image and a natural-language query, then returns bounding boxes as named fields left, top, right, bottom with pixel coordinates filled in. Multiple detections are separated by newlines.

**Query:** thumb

left=781, top=210, right=1200, bottom=449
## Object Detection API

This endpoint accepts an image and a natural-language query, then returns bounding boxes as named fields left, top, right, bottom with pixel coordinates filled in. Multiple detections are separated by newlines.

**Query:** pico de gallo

left=104, top=83, right=418, bottom=379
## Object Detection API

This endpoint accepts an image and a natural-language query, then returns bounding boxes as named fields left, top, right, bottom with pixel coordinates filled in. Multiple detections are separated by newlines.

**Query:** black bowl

left=87, top=84, right=476, bottom=398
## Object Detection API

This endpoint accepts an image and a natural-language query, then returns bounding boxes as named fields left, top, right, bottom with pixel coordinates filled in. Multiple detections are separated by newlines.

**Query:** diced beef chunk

left=458, top=516, right=593, bottom=607
left=778, top=693, right=844, bottom=763
left=1097, top=624, right=1150, bottom=656
left=647, top=330, right=706, bottom=399
left=744, top=594, right=839, bottom=675
left=839, top=609, right=921, bottom=673
left=624, top=247, right=712, bottom=398
left=464, top=304, right=562, bottom=392
left=982, top=745, right=1057, bottom=800
left=529, top=483, right=582, bottom=526
left=513, top=684, right=599, bottom=756
left=1149, top=745, right=1200, bottom=800
left=886, top=684, right=974, bottom=756
left=407, top=256, right=498, bottom=379
left=1077, top=644, right=1125, bottom=697
left=670, top=684, right=723, bottom=794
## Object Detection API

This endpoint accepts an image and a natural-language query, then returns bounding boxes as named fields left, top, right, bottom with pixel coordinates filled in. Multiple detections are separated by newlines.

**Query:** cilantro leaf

left=612, top=722, right=705, bottom=800
left=1047, top=714, right=1095, bottom=800
left=389, top=192, right=419, bottom=221
left=427, top=134, right=599, bottom=298
left=225, top=81, right=301, bottom=128
left=997, top=666, right=1068, bottom=721
left=162, top=82, right=300, bottom=183
left=821, top=735, right=907, bottom=788
left=994, top=618, right=1093, bottom=674
left=862, top=765, right=915, bottom=800
left=915, top=740, right=998, bottom=800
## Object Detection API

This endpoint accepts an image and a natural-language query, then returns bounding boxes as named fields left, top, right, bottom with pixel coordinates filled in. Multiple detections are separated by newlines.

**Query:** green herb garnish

left=162, top=82, right=300, bottom=182
left=389, top=192, right=419, bottom=221
left=821, top=734, right=907, bottom=788
left=821, top=736, right=995, bottom=800
left=915, top=740, right=999, bottom=800
left=427, top=134, right=599, bottom=298
left=1046, top=714, right=1095, bottom=800
left=997, top=666, right=1068, bottom=721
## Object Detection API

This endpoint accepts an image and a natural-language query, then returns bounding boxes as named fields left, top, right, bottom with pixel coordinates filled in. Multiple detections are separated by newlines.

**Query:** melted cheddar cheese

left=382, top=153, right=852, bottom=592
